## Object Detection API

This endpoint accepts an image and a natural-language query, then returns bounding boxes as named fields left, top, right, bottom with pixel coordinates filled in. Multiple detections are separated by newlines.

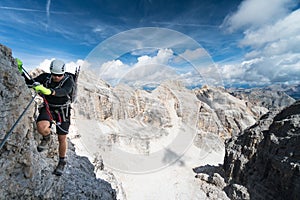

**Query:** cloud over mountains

left=220, top=0, right=300, bottom=86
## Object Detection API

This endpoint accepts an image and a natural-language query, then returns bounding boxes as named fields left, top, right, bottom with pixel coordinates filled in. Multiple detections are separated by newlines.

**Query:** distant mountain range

left=228, top=83, right=300, bottom=101
left=149, top=82, right=300, bottom=100
left=268, top=83, right=300, bottom=100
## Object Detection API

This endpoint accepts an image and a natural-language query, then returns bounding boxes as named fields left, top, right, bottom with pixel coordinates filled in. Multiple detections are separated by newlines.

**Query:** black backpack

left=65, top=67, right=80, bottom=103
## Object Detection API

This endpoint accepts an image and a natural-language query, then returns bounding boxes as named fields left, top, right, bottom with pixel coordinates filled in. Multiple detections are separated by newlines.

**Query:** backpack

left=66, top=67, right=80, bottom=103
left=45, top=67, right=80, bottom=104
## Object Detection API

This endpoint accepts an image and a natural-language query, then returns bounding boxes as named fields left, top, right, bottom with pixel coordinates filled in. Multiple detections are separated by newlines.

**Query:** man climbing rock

left=17, top=58, right=75, bottom=176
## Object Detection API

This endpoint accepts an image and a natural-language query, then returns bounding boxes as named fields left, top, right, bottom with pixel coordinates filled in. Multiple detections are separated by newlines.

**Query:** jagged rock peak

left=194, top=86, right=268, bottom=137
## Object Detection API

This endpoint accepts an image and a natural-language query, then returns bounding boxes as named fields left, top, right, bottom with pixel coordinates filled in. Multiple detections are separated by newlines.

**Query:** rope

left=42, top=95, right=54, bottom=122
left=0, top=93, right=37, bottom=150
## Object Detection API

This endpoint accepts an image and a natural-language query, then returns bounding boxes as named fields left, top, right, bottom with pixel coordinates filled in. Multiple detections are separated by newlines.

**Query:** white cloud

left=99, top=60, right=131, bottom=85
left=220, top=0, right=300, bottom=86
left=240, top=9, right=300, bottom=50
left=46, top=0, right=51, bottom=30
left=220, top=55, right=300, bottom=85
left=130, top=49, right=158, bottom=56
left=92, top=27, right=103, bottom=33
left=220, top=58, right=270, bottom=86
left=65, top=59, right=85, bottom=74
left=120, top=64, right=179, bottom=87
left=0, top=6, right=44, bottom=13
left=222, top=0, right=295, bottom=32
left=239, top=9, right=300, bottom=84
left=174, top=48, right=208, bottom=63
left=99, top=47, right=221, bottom=88
left=133, top=48, right=173, bottom=65
left=99, top=48, right=177, bottom=87
left=46, top=0, right=51, bottom=18
left=37, top=58, right=53, bottom=72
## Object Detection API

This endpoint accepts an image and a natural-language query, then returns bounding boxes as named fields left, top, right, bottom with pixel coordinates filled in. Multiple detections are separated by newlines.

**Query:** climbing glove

left=33, top=85, right=52, bottom=95
left=16, top=58, right=23, bottom=73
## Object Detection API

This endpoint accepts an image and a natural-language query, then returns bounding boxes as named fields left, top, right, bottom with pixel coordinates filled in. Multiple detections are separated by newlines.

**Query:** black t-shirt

left=25, top=73, right=74, bottom=106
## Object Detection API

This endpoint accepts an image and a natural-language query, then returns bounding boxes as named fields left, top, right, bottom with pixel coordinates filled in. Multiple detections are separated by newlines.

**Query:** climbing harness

left=0, top=93, right=37, bottom=150
left=40, top=94, right=70, bottom=133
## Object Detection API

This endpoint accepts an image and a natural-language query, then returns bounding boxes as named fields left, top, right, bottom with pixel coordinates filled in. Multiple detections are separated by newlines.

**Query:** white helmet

left=50, top=59, right=65, bottom=74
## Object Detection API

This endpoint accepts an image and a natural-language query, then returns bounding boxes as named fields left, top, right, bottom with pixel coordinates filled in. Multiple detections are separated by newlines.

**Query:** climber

left=17, top=58, right=75, bottom=176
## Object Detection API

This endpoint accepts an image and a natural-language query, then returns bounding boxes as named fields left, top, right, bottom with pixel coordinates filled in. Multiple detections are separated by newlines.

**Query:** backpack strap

left=44, top=74, right=52, bottom=88
left=59, top=75, right=71, bottom=101
left=59, top=74, right=70, bottom=88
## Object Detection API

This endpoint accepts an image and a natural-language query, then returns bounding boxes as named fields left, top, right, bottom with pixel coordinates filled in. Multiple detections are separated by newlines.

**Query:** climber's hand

left=33, top=85, right=52, bottom=95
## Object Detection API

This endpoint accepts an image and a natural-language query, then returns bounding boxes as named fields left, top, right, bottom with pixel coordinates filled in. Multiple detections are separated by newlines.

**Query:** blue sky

left=1, top=0, right=300, bottom=88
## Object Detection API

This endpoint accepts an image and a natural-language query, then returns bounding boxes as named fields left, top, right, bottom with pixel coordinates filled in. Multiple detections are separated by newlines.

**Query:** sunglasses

left=51, top=73, right=64, bottom=77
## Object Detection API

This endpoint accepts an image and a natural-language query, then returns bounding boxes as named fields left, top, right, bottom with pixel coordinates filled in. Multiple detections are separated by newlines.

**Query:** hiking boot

left=53, top=160, right=67, bottom=176
left=37, top=135, right=50, bottom=152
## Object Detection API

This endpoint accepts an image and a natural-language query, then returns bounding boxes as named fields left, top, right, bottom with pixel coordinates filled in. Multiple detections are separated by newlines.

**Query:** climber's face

left=51, top=73, right=64, bottom=82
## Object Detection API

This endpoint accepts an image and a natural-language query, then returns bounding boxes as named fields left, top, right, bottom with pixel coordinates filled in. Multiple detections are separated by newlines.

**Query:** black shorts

left=37, top=106, right=71, bottom=135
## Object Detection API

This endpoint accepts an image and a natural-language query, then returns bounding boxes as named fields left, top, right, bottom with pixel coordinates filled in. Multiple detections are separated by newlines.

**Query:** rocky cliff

left=224, top=100, right=300, bottom=199
left=0, top=44, right=116, bottom=199
left=194, top=100, right=300, bottom=200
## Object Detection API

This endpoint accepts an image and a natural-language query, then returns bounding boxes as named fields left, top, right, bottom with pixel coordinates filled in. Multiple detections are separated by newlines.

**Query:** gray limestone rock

left=195, top=86, right=268, bottom=137
left=223, top=100, right=300, bottom=200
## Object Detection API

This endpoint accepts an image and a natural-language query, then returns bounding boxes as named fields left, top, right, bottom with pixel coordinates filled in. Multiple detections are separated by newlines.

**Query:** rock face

left=194, top=101, right=300, bottom=200
left=224, top=101, right=300, bottom=200
left=195, top=86, right=268, bottom=138
left=193, top=165, right=230, bottom=200
left=75, top=72, right=271, bottom=157
left=0, top=44, right=116, bottom=199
